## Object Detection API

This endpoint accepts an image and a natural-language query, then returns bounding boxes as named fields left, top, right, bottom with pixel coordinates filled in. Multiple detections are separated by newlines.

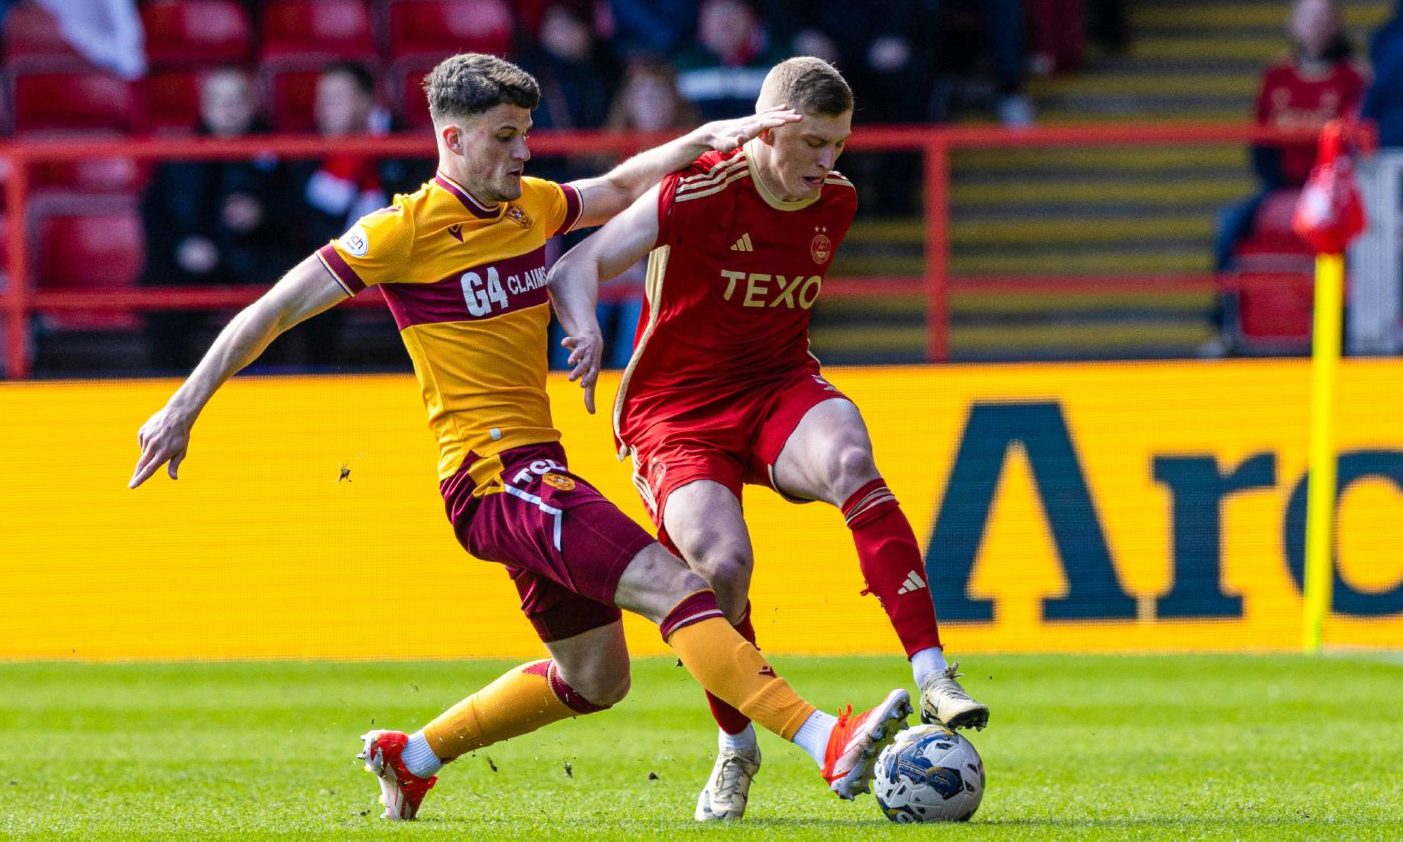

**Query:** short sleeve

left=655, top=171, right=684, bottom=248
left=315, top=202, right=415, bottom=294
left=522, top=177, right=582, bottom=237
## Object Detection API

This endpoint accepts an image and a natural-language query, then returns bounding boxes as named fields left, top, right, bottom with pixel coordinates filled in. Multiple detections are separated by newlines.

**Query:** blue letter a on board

left=927, top=401, right=1135, bottom=621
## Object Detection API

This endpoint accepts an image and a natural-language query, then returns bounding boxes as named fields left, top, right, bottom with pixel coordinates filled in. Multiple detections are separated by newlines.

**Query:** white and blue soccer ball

left=873, top=724, right=985, bottom=823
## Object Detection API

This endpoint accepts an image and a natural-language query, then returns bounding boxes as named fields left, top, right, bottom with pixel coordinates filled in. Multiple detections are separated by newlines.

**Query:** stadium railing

left=0, top=123, right=1322, bottom=379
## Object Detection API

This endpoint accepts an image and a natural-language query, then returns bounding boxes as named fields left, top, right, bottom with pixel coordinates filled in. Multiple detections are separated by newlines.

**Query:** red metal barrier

left=0, top=124, right=1320, bottom=378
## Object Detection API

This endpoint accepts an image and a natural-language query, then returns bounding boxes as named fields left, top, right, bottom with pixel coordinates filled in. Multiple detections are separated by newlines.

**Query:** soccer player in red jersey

left=129, top=53, right=913, bottom=821
left=548, top=56, right=989, bottom=821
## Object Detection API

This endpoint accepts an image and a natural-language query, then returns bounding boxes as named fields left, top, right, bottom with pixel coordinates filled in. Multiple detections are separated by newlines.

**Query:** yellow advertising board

left=1, top=359, right=1400, bottom=660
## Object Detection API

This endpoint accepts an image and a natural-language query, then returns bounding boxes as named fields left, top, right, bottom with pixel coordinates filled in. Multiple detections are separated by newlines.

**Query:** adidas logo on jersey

left=896, top=571, right=928, bottom=595
left=729, top=232, right=754, bottom=252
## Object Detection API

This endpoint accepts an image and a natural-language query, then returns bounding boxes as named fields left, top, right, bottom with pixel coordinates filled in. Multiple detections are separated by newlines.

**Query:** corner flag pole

left=1293, top=117, right=1371, bottom=655
left=1302, top=251, right=1343, bottom=654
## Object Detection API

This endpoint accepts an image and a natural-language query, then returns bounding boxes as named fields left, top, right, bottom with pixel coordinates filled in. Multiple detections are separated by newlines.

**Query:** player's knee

left=691, top=547, right=753, bottom=592
left=831, top=443, right=879, bottom=494
left=673, top=568, right=713, bottom=599
left=559, top=657, right=631, bottom=707
left=578, top=667, right=631, bottom=707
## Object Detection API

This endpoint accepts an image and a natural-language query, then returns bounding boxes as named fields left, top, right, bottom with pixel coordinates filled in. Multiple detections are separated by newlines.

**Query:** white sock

left=911, top=647, right=948, bottom=687
left=790, top=710, right=839, bottom=767
left=719, top=724, right=758, bottom=754
left=402, top=730, right=444, bottom=779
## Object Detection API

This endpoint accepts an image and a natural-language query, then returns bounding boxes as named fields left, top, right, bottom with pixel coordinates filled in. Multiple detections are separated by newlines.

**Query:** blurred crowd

left=14, top=0, right=1403, bottom=369
left=8, top=0, right=1130, bottom=371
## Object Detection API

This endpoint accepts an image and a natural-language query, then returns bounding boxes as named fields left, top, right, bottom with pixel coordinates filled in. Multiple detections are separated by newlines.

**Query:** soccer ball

left=872, top=724, right=984, bottom=823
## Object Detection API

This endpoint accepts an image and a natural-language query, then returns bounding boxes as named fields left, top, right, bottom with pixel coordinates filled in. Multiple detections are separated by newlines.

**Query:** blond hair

left=756, top=57, right=853, bottom=115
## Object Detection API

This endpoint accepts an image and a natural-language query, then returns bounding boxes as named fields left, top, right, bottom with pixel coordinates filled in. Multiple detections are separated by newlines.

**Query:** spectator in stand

left=602, top=0, right=697, bottom=61
left=138, top=67, right=295, bottom=373
left=519, top=2, right=617, bottom=133
left=1213, top=0, right=1368, bottom=273
left=549, top=57, right=700, bottom=370
left=675, top=0, right=785, bottom=120
left=285, top=62, right=432, bottom=366
left=1204, top=0, right=1367, bottom=357
left=770, top=0, right=930, bottom=125
left=1362, top=0, right=1403, bottom=147
left=518, top=1, right=620, bottom=183
left=926, top=0, right=1035, bottom=127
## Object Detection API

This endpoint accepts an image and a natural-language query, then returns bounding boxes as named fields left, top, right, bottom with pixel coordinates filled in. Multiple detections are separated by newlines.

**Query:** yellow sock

left=422, top=660, right=595, bottom=761
left=668, top=616, right=816, bottom=740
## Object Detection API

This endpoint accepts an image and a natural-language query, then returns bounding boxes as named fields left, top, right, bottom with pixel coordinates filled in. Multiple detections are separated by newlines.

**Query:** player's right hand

left=561, top=332, right=603, bottom=414
left=129, top=406, right=193, bottom=488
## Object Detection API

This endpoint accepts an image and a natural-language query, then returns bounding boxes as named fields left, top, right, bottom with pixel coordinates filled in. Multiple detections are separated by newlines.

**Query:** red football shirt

left=613, top=142, right=857, bottom=451
left=1256, top=59, right=1367, bottom=185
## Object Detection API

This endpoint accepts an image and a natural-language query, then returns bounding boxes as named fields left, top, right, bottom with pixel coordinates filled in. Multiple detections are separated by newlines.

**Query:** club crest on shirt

left=505, top=204, right=532, bottom=229
left=542, top=472, right=576, bottom=492
left=811, top=231, right=832, bottom=264
left=339, top=224, right=370, bottom=257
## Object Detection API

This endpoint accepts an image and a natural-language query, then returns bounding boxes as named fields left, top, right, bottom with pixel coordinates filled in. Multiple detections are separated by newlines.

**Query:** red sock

left=704, top=601, right=757, bottom=735
left=843, top=478, right=943, bottom=656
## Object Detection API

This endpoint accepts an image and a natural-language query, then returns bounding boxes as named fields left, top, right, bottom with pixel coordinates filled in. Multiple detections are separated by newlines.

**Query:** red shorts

left=441, top=442, right=655, bottom=643
left=624, top=368, right=848, bottom=532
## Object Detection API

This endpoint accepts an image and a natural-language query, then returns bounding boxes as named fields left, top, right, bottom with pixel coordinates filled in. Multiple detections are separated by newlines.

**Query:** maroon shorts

left=441, top=442, right=655, bottom=643
left=625, top=368, right=849, bottom=531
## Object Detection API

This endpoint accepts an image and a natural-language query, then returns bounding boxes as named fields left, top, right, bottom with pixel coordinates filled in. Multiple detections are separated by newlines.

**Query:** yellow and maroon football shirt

left=317, top=172, right=582, bottom=486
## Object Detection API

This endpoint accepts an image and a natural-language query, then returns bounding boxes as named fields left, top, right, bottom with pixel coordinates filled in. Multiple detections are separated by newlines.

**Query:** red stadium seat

left=263, top=67, right=322, bottom=133
left=2, top=2, right=83, bottom=66
left=12, top=72, right=138, bottom=134
left=1223, top=190, right=1318, bottom=353
left=387, top=0, right=515, bottom=59
left=1233, top=272, right=1315, bottom=348
left=141, top=0, right=253, bottom=67
left=145, top=70, right=203, bottom=132
left=260, top=0, right=377, bottom=60
left=393, top=65, right=434, bottom=129
left=33, top=203, right=146, bottom=331
left=31, top=155, right=145, bottom=195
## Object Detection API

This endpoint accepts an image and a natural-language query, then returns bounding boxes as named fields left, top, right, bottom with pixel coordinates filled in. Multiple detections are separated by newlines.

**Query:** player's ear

left=759, top=128, right=776, bottom=145
left=440, top=123, right=464, bottom=155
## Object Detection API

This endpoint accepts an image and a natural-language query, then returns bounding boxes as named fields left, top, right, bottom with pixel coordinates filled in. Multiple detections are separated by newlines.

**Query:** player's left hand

left=705, top=106, right=802, bottom=153
left=561, top=332, right=604, bottom=414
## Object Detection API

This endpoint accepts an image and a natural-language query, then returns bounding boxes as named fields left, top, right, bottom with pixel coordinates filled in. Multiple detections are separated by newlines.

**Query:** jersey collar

left=743, top=139, right=821, bottom=212
left=434, top=172, right=501, bottom=219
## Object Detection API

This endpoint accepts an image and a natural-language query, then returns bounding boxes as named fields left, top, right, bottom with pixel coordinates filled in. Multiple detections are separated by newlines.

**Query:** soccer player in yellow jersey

left=129, top=53, right=912, bottom=821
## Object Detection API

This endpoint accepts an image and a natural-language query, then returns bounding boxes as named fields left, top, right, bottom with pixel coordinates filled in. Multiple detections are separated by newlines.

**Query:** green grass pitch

left=1, top=654, right=1399, bottom=839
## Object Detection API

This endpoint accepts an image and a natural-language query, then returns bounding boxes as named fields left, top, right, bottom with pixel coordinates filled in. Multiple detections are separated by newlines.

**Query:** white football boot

left=919, top=662, right=990, bottom=730
left=694, top=744, right=761, bottom=821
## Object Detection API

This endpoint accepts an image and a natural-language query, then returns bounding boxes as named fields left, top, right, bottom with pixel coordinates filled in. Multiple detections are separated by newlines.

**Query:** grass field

left=2, top=654, right=1400, bottom=840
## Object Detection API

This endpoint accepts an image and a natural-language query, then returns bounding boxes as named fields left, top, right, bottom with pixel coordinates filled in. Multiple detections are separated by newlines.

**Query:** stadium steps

left=812, top=0, right=1389, bottom=364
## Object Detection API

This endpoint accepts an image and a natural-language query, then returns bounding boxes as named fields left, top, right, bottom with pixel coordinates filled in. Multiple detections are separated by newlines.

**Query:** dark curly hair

left=423, top=53, right=540, bottom=121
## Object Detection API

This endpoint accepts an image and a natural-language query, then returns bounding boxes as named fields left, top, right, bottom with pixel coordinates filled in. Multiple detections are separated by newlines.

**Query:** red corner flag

left=1291, top=118, right=1374, bottom=254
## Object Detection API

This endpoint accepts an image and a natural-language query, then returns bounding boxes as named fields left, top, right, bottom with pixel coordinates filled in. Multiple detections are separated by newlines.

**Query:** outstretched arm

left=567, top=107, right=798, bottom=229
left=547, top=185, right=663, bottom=414
left=129, top=255, right=350, bottom=487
